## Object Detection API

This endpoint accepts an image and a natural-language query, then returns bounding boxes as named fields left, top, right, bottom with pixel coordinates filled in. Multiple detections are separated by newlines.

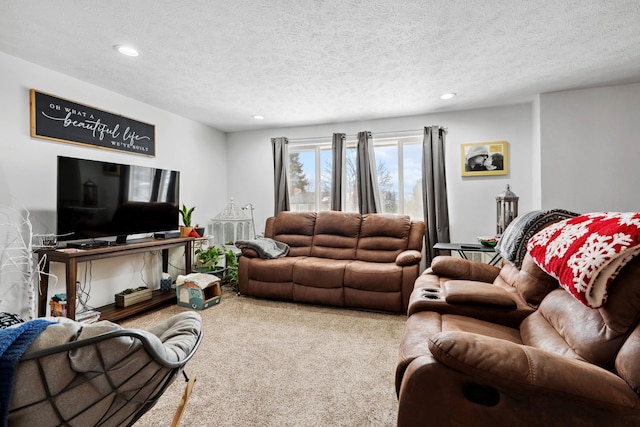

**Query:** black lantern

left=496, top=184, right=518, bottom=236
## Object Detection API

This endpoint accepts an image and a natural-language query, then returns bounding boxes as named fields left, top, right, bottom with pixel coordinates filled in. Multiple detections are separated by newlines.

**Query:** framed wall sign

left=461, top=141, right=508, bottom=176
left=29, top=89, right=156, bottom=156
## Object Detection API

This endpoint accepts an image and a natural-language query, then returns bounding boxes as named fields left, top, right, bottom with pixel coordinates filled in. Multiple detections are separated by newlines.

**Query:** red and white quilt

left=527, top=212, right=640, bottom=308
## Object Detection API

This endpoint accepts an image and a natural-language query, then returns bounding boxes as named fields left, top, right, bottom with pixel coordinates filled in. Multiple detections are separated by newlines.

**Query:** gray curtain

left=331, top=133, right=346, bottom=211
left=271, top=137, right=290, bottom=215
left=356, top=131, right=381, bottom=214
left=422, top=126, right=450, bottom=264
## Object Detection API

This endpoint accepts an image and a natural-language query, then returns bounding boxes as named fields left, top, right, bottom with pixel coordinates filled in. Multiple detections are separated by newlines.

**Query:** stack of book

left=49, top=293, right=101, bottom=323
left=76, top=310, right=101, bottom=323
left=49, top=293, right=67, bottom=317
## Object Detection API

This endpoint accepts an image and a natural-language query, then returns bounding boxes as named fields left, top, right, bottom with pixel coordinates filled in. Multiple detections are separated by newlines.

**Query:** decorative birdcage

left=496, top=184, right=519, bottom=236
left=208, top=199, right=255, bottom=245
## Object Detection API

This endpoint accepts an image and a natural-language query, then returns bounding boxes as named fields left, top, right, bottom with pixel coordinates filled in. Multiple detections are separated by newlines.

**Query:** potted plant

left=179, top=205, right=195, bottom=237
left=222, top=249, right=239, bottom=293
left=194, top=245, right=225, bottom=272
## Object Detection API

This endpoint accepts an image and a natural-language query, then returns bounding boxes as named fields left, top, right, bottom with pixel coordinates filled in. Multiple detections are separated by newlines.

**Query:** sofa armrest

left=396, top=250, right=422, bottom=266
left=441, top=281, right=517, bottom=308
left=428, top=331, right=638, bottom=407
left=239, top=247, right=260, bottom=258
left=430, top=256, right=500, bottom=283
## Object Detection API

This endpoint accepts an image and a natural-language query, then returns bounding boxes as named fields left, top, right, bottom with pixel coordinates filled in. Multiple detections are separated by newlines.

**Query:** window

left=287, top=133, right=423, bottom=219
left=288, top=142, right=332, bottom=212
left=370, top=135, right=423, bottom=219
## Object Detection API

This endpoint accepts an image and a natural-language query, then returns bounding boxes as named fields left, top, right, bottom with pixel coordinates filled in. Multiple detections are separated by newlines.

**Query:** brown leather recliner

left=408, top=209, right=579, bottom=327
left=408, top=253, right=558, bottom=327
left=396, top=254, right=640, bottom=426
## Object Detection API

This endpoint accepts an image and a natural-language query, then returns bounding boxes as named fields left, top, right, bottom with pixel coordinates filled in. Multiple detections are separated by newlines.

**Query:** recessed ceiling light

left=440, top=92, right=456, bottom=100
left=252, top=115, right=265, bottom=120
left=114, top=45, right=140, bottom=57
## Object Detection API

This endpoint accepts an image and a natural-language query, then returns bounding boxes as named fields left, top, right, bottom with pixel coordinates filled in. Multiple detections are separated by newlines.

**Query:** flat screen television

left=57, top=156, right=180, bottom=243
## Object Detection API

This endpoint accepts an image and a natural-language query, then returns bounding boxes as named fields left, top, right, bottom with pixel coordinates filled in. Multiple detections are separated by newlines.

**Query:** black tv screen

left=57, top=156, right=180, bottom=242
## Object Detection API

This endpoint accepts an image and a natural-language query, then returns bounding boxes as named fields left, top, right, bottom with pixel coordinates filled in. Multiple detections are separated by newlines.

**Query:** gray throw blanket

left=495, top=209, right=579, bottom=268
left=235, top=238, right=290, bottom=259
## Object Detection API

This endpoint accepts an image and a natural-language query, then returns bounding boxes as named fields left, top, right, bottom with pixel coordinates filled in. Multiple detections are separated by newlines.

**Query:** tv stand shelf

left=97, top=289, right=177, bottom=322
left=37, top=237, right=193, bottom=322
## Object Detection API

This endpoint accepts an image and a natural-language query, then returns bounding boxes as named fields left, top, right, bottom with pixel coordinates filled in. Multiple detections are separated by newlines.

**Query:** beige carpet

left=121, top=286, right=405, bottom=427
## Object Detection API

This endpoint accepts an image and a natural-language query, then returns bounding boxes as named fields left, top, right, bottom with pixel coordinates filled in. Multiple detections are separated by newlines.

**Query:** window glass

left=374, top=144, right=399, bottom=214
left=345, top=146, right=358, bottom=212
left=403, top=143, right=423, bottom=219
left=289, top=150, right=315, bottom=212
left=320, top=148, right=331, bottom=211
left=287, top=133, right=424, bottom=218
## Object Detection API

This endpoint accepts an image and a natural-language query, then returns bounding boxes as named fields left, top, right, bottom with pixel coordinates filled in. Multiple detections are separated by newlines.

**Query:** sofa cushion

left=344, top=261, right=403, bottom=292
left=293, top=257, right=349, bottom=288
left=615, top=322, right=640, bottom=393
left=521, top=289, right=616, bottom=366
left=311, top=211, right=360, bottom=260
left=356, top=214, right=411, bottom=262
left=514, top=254, right=558, bottom=307
left=271, top=211, right=317, bottom=257
left=522, top=256, right=640, bottom=369
left=247, top=257, right=301, bottom=282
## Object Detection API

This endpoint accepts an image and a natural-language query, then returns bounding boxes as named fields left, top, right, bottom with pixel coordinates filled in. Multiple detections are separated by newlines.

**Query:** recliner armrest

left=239, top=247, right=260, bottom=258
left=396, top=250, right=422, bottom=266
left=428, top=331, right=638, bottom=408
left=431, top=256, right=500, bottom=283
left=441, top=281, right=517, bottom=308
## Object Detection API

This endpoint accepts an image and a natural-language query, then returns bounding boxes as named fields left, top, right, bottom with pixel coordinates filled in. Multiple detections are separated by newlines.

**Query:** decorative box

left=115, top=287, right=152, bottom=307
left=160, top=278, right=173, bottom=291
left=176, top=273, right=221, bottom=310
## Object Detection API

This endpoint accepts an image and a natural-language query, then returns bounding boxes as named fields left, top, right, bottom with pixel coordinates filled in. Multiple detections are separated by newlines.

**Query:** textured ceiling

left=1, top=1, right=639, bottom=132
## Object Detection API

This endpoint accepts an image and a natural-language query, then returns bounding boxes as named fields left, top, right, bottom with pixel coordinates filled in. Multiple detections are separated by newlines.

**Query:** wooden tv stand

left=37, top=237, right=193, bottom=322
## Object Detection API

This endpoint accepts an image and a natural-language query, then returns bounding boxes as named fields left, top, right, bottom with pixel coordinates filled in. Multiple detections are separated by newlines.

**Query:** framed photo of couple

left=461, top=141, right=509, bottom=177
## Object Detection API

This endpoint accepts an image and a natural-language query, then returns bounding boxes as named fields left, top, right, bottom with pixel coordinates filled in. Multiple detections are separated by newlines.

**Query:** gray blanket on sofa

left=235, top=238, right=290, bottom=259
left=495, top=208, right=579, bottom=268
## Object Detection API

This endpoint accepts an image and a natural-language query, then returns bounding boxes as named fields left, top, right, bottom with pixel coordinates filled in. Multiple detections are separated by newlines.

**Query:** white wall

left=531, top=95, right=542, bottom=210
left=227, top=103, right=534, bottom=242
left=3, top=46, right=638, bottom=317
left=539, top=83, right=640, bottom=213
left=0, top=52, right=228, bottom=314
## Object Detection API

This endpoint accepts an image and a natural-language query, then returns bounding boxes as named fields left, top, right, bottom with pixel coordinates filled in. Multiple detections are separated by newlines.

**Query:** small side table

left=433, top=242, right=502, bottom=266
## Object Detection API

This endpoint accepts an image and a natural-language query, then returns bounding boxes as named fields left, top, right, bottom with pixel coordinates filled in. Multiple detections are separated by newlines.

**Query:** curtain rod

left=286, top=128, right=437, bottom=143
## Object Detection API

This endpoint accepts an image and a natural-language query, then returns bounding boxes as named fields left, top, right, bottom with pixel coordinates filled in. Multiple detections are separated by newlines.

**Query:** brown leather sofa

left=238, top=211, right=425, bottom=313
left=396, top=252, right=640, bottom=426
